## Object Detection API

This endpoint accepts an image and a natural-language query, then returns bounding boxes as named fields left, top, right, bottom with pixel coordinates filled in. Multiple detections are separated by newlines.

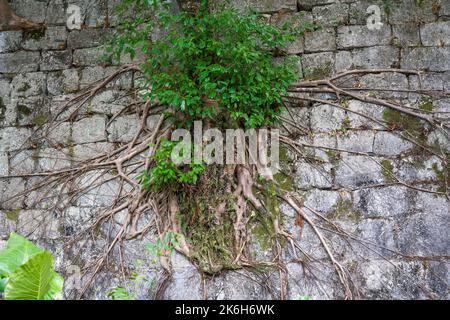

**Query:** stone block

left=72, top=116, right=106, bottom=144
left=0, top=31, right=22, bottom=53
left=40, top=50, right=72, bottom=71
left=11, top=72, right=46, bottom=98
left=0, top=127, right=31, bottom=152
left=420, top=21, right=450, bottom=46
left=67, top=28, right=112, bottom=49
left=402, top=47, right=450, bottom=72
left=337, top=25, right=391, bottom=49
left=310, top=104, right=346, bottom=132
left=373, top=131, right=413, bottom=156
left=304, top=28, right=336, bottom=52
left=335, top=154, right=383, bottom=187
left=0, top=52, right=40, bottom=73
left=392, top=23, right=421, bottom=47
left=312, top=2, right=349, bottom=27
left=337, top=130, right=375, bottom=153
left=23, top=26, right=67, bottom=51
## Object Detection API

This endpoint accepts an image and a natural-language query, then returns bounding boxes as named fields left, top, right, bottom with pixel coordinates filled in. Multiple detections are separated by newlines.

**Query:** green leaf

left=0, top=232, right=43, bottom=277
left=0, top=277, right=8, bottom=292
left=5, top=251, right=63, bottom=300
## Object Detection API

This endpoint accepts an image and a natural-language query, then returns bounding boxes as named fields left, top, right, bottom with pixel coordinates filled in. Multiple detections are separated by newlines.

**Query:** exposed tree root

left=2, top=68, right=449, bottom=299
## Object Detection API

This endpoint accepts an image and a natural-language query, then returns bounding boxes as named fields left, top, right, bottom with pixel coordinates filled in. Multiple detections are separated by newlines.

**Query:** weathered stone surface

left=313, top=133, right=336, bottom=161
left=163, top=252, right=203, bottom=299
left=337, top=25, right=391, bottom=49
left=356, top=260, right=427, bottom=299
left=23, top=27, right=67, bottom=51
left=312, top=2, right=349, bottom=27
left=80, top=66, right=133, bottom=89
left=304, top=28, right=336, bottom=52
left=68, top=0, right=109, bottom=27
left=337, top=130, right=375, bottom=153
left=373, top=131, right=413, bottom=156
left=16, top=210, right=60, bottom=240
left=409, top=73, right=445, bottom=91
left=37, top=148, right=72, bottom=171
left=0, top=152, right=8, bottom=176
left=360, top=72, right=409, bottom=99
left=73, top=142, right=115, bottom=161
left=392, top=23, right=421, bottom=47
left=0, top=51, right=40, bottom=73
left=420, top=21, right=450, bottom=46
left=75, top=171, right=120, bottom=207
left=40, top=50, right=72, bottom=71
left=11, top=0, right=47, bottom=24
left=11, top=72, right=46, bottom=98
left=397, top=209, right=450, bottom=256
left=45, top=0, right=66, bottom=24
left=348, top=0, right=388, bottom=25
left=353, top=186, right=409, bottom=218
left=0, top=127, right=30, bottom=152
left=72, top=116, right=106, bottom=144
left=335, top=155, right=383, bottom=187
left=0, top=0, right=449, bottom=301
left=304, top=189, right=342, bottom=213
left=310, top=104, right=346, bottom=131
left=68, top=29, right=112, bottom=49
left=0, top=31, right=22, bottom=53
left=237, top=0, right=297, bottom=12
left=388, top=0, right=436, bottom=24
left=335, top=46, right=399, bottom=72
left=0, top=178, right=25, bottom=209
left=47, top=69, right=80, bottom=95
left=46, top=121, right=71, bottom=145
left=107, top=115, right=140, bottom=143
left=402, top=48, right=450, bottom=71
left=347, top=100, right=385, bottom=130
left=73, top=47, right=105, bottom=67
left=8, top=150, right=35, bottom=175
left=295, top=162, right=333, bottom=188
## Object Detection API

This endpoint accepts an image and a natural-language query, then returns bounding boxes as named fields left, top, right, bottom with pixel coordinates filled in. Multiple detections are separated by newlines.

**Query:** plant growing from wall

left=0, top=233, right=64, bottom=300
left=6, top=0, right=449, bottom=300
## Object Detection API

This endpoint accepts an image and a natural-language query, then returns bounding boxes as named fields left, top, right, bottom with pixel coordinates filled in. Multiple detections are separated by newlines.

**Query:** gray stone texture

left=0, top=0, right=449, bottom=301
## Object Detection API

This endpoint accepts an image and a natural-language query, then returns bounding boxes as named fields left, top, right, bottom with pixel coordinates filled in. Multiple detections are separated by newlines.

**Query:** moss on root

left=176, top=163, right=293, bottom=274
left=177, top=165, right=238, bottom=274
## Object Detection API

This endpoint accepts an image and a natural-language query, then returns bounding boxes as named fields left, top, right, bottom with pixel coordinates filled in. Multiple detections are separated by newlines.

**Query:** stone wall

left=0, top=0, right=449, bottom=299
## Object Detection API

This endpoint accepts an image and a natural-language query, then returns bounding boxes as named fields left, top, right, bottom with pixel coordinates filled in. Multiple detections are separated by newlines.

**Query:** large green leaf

left=4, top=251, right=63, bottom=300
left=0, top=277, right=7, bottom=292
left=0, top=233, right=43, bottom=277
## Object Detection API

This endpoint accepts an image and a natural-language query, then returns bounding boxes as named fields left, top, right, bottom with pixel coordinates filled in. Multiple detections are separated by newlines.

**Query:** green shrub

left=109, top=0, right=311, bottom=128
left=136, top=139, right=205, bottom=189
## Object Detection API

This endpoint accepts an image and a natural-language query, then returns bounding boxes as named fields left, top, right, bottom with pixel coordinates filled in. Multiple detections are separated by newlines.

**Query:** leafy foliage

left=0, top=233, right=63, bottom=300
left=107, top=286, right=136, bottom=300
left=145, top=231, right=181, bottom=258
left=109, top=0, right=311, bottom=128
left=137, top=139, right=205, bottom=189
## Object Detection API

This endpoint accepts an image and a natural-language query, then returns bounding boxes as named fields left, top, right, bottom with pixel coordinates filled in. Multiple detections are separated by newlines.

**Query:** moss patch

left=382, top=108, right=427, bottom=143
left=328, top=199, right=361, bottom=221
left=419, top=97, right=433, bottom=112
left=304, top=62, right=333, bottom=80
left=23, top=26, right=46, bottom=41
left=177, top=165, right=238, bottom=274
left=432, top=158, right=450, bottom=193
left=17, top=104, right=32, bottom=116
left=4, top=209, right=20, bottom=222
left=32, top=113, right=49, bottom=126
left=380, top=159, right=396, bottom=182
